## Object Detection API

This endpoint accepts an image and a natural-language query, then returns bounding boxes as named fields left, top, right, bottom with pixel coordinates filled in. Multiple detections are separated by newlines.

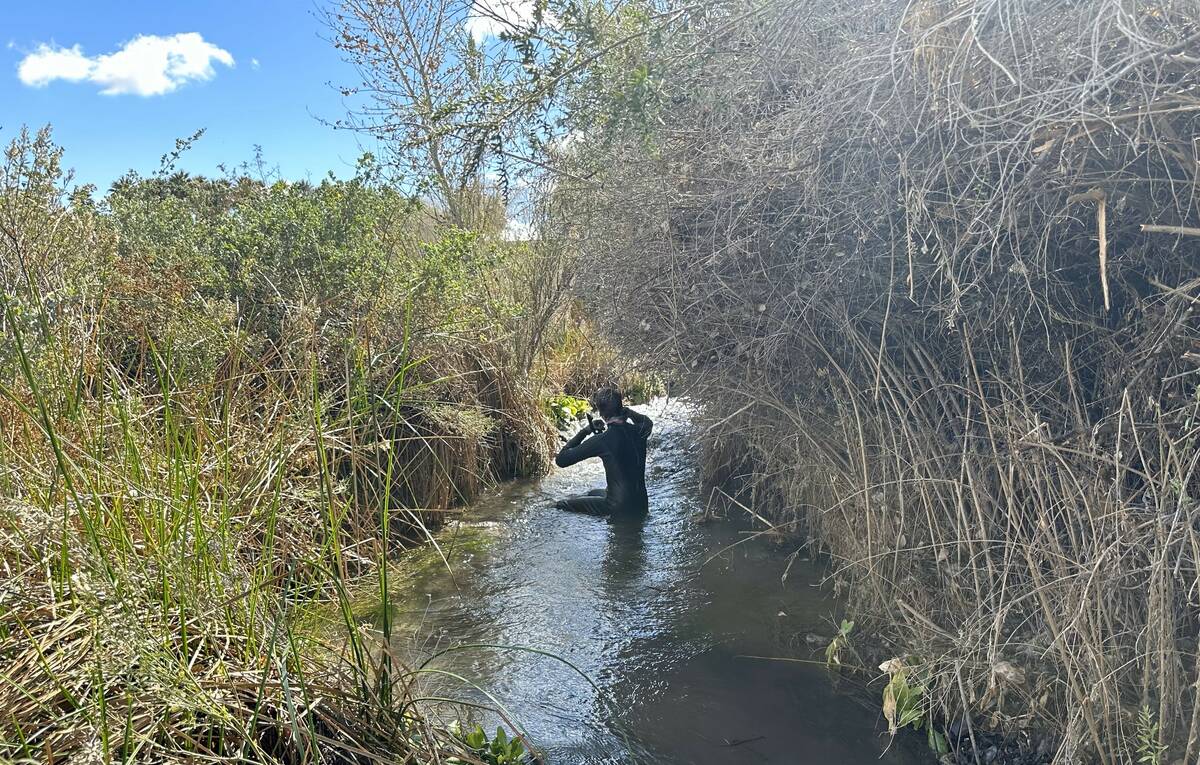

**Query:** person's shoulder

left=599, top=423, right=630, bottom=439
left=590, top=426, right=618, bottom=449
left=610, top=422, right=643, bottom=441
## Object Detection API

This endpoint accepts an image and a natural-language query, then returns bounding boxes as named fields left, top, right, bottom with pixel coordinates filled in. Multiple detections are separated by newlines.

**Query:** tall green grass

left=0, top=126, right=581, bottom=763
left=1, top=306, right=491, bottom=763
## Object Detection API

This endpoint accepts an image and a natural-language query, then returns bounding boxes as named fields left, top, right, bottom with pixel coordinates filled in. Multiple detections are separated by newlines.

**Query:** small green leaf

left=465, top=725, right=486, bottom=749
left=928, top=727, right=949, bottom=754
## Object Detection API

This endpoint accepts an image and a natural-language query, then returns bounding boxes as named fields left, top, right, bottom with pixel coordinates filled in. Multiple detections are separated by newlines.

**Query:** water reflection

left=389, top=399, right=922, bottom=764
left=600, top=516, right=648, bottom=598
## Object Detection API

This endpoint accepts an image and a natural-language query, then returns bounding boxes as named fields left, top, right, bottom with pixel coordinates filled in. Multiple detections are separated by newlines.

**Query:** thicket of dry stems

left=564, top=0, right=1200, bottom=759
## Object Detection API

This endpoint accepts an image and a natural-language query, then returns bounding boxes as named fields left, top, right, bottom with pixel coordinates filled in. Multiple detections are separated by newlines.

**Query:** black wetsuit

left=554, top=409, right=653, bottom=515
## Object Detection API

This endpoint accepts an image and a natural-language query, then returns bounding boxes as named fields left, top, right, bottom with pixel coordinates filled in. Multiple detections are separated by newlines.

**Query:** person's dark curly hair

left=592, top=386, right=624, bottom=419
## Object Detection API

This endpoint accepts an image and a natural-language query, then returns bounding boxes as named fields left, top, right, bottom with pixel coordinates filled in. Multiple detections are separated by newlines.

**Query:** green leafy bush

left=879, top=660, right=948, bottom=755
left=543, top=393, right=591, bottom=428
left=450, top=725, right=529, bottom=765
left=1137, top=706, right=1168, bottom=765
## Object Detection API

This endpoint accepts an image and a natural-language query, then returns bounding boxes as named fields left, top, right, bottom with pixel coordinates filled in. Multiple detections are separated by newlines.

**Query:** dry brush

left=559, top=0, right=1200, bottom=759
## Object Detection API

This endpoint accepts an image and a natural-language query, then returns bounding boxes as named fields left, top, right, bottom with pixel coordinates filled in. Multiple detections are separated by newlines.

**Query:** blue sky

left=1, top=0, right=375, bottom=191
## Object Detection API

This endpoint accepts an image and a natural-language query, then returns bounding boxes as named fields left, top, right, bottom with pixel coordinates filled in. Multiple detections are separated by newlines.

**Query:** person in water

left=554, top=387, right=653, bottom=515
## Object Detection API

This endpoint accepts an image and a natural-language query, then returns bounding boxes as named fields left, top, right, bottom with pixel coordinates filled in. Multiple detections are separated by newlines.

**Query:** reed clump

left=0, top=127, right=576, bottom=762
left=549, top=0, right=1200, bottom=759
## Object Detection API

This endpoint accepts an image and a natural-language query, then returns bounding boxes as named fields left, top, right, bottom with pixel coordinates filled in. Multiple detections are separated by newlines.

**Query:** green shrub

left=449, top=725, right=529, bottom=765
left=543, top=393, right=591, bottom=428
left=0, top=127, right=575, bottom=764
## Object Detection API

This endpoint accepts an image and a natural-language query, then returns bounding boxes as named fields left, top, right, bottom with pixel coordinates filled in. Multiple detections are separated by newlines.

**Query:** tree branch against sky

left=327, top=0, right=530, bottom=227
left=325, top=0, right=668, bottom=233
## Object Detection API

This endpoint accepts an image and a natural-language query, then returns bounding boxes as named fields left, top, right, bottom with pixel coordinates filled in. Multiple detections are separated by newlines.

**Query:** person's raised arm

left=623, top=407, right=653, bottom=440
left=555, top=423, right=606, bottom=468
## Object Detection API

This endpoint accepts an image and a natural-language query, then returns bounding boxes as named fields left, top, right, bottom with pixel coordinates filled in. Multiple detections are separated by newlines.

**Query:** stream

left=385, top=398, right=924, bottom=764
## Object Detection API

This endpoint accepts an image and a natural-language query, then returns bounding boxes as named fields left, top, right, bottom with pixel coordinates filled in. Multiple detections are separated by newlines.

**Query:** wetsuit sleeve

left=624, top=408, right=653, bottom=441
left=555, top=428, right=606, bottom=468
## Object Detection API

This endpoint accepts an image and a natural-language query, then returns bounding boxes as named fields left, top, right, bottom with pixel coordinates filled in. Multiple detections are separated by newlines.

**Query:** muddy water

left=386, top=399, right=923, bottom=764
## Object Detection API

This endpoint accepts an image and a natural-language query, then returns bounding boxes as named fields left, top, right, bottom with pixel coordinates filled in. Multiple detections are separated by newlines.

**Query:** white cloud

left=250, top=57, right=260, bottom=70
left=466, top=0, right=536, bottom=42
left=17, top=33, right=234, bottom=96
left=17, top=44, right=92, bottom=85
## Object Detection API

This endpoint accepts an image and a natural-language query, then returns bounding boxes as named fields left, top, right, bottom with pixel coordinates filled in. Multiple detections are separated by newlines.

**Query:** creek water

left=385, top=399, right=924, bottom=764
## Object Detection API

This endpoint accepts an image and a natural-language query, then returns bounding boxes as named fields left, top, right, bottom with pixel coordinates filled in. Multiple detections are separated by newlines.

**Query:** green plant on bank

left=824, top=619, right=854, bottom=667
left=1137, top=706, right=1168, bottom=765
left=543, top=393, right=591, bottom=429
left=880, top=661, right=949, bottom=756
left=448, top=725, right=528, bottom=765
